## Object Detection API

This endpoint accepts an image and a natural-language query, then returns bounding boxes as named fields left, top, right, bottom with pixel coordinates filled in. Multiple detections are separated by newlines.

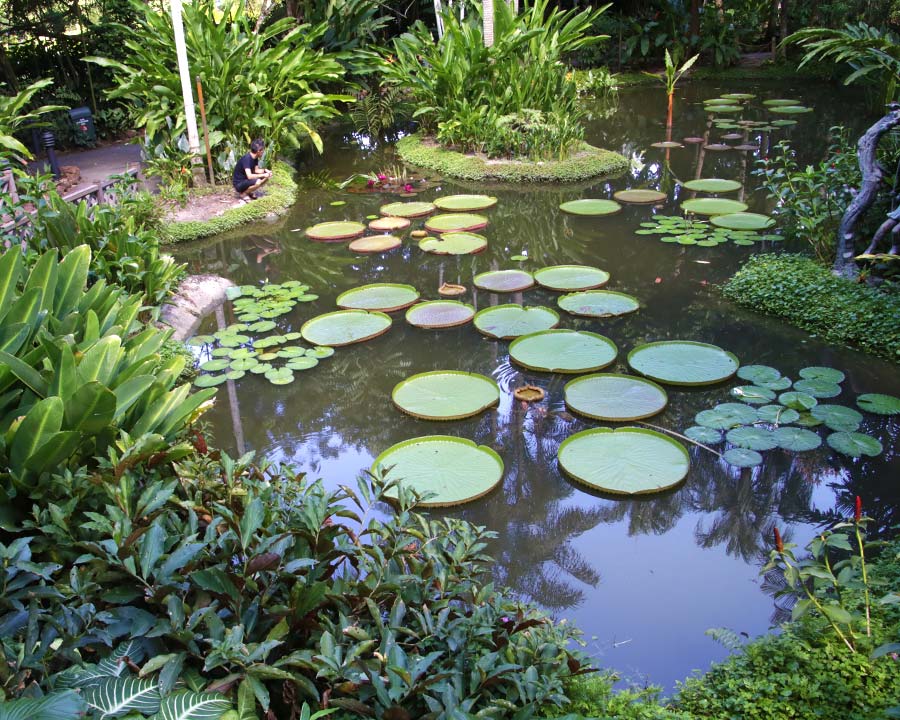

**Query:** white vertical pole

left=170, top=0, right=201, bottom=154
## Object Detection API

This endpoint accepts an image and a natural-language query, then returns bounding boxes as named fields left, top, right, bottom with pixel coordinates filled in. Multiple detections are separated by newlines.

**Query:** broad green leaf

left=0, top=690, right=85, bottom=720
left=54, top=245, right=91, bottom=316
left=240, top=497, right=265, bottom=549
left=23, top=248, right=57, bottom=315
left=24, top=431, right=81, bottom=474
left=64, top=381, right=117, bottom=433
left=10, top=396, right=63, bottom=471
left=0, top=249, right=23, bottom=322
left=77, top=336, right=123, bottom=386
left=152, top=692, right=232, bottom=720
left=83, top=676, right=161, bottom=718
left=113, top=375, right=156, bottom=419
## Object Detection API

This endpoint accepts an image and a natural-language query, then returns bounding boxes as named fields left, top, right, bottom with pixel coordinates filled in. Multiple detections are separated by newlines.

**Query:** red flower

left=773, top=527, right=784, bottom=553
left=855, top=495, right=862, bottom=522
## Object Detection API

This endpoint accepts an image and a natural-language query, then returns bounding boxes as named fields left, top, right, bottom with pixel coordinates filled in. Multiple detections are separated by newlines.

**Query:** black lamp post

left=42, top=130, right=61, bottom=179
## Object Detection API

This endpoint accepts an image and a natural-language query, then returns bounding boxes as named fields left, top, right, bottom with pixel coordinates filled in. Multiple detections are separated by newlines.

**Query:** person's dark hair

left=250, top=138, right=265, bottom=153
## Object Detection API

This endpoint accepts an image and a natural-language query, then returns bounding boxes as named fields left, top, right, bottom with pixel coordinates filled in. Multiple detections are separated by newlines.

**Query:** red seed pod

left=855, top=495, right=862, bottom=522
left=774, top=527, right=784, bottom=553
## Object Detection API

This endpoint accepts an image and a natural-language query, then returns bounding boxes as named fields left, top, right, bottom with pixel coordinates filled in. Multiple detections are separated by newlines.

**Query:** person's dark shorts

left=234, top=178, right=255, bottom=193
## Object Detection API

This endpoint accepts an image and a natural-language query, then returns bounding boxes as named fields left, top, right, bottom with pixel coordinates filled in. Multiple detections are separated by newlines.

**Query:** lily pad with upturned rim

left=336, top=283, right=420, bottom=312
left=392, top=371, right=500, bottom=420
left=628, top=341, right=739, bottom=386
left=651, top=141, right=684, bottom=148
left=533, top=265, right=610, bottom=291
left=613, top=189, right=667, bottom=204
left=559, top=199, right=622, bottom=216
left=424, top=213, right=488, bottom=233
left=564, top=373, right=668, bottom=421
left=348, top=235, right=402, bottom=253
left=301, top=310, right=392, bottom=347
left=710, top=213, right=775, bottom=230
left=557, top=290, right=640, bottom=318
left=419, top=232, right=487, bottom=255
left=682, top=179, right=742, bottom=193
left=473, top=269, right=535, bottom=293
left=305, top=221, right=367, bottom=242
left=473, top=305, right=560, bottom=339
left=826, top=432, right=883, bottom=457
left=379, top=201, right=436, bottom=218
left=368, top=216, right=411, bottom=232
left=406, top=300, right=475, bottom=329
left=374, top=436, right=503, bottom=508
left=856, top=393, right=900, bottom=416
left=510, top=329, right=617, bottom=374
left=681, top=198, right=749, bottom=216
left=557, top=427, right=689, bottom=495
left=433, top=194, right=498, bottom=211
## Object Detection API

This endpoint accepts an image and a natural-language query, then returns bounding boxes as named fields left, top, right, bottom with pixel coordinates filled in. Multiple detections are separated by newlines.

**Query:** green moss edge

left=722, top=253, right=900, bottom=363
left=161, top=161, right=298, bottom=244
left=396, top=133, right=628, bottom=184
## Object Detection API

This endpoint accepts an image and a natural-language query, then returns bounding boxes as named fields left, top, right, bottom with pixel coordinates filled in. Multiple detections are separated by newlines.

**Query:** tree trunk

left=777, top=0, right=788, bottom=59
left=689, top=0, right=700, bottom=39
left=833, top=106, right=900, bottom=278
left=483, top=0, right=494, bottom=47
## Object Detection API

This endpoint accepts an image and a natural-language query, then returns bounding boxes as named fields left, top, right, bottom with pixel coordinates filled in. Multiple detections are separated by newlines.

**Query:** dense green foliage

left=0, top=78, right=63, bottom=161
left=86, top=0, right=349, bottom=177
left=396, top=133, right=628, bottom=183
left=722, top=254, right=900, bottom=361
left=384, top=0, right=606, bottom=160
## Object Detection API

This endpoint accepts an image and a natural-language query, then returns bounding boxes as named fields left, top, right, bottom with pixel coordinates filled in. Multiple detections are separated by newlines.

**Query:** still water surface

left=176, top=80, right=899, bottom=690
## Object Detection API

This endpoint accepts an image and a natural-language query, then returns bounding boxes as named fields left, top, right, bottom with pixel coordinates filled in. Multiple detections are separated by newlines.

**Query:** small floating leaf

left=200, top=359, right=231, bottom=372
left=769, top=105, right=812, bottom=114
left=685, top=426, right=723, bottom=444
left=726, top=426, right=778, bottom=451
left=756, top=404, right=800, bottom=424
left=194, top=374, right=226, bottom=388
left=651, top=141, right=684, bottom=148
left=772, top=427, right=822, bottom=451
left=473, top=304, right=559, bottom=339
left=330, top=200, right=346, bottom=206
left=308, top=346, right=335, bottom=358
left=695, top=403, right=758, bottom=429
left=730, top=385, right=776, bottom=404
left=392, top=371, right=500, bottom=420
left=737, top=365, right=781, bottom=384
left=779, top=391, right=818, bottom=411
left=510, top=254, right=528, bottom=261
left=510, top=329, right=618, bottom=374
left=763, top=98, right=801, bottom=106
left=285, top=356, right=319, bottom=371
left=810, top=404, right=863, bottom=432
left=564, top=373, right=667, bottom=421
left=628, top=341, right=739, bottom=386
left=723, top=448, right=763, bottom=468
left=856, top=393, right=900, bottom=416
left=559, top=199, right=622, bottom=216
left=826, top=431, right=883, bottom=457
left=793, top=378, right=842, bottom=398
left=798, top=366, right=845, bottom=384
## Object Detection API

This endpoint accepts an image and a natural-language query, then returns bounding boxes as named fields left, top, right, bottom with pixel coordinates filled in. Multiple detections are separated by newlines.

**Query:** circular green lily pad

left=510, top=254, right=528, bottom=261
left=763, top=98, right=801, bottom=106
left=793, top=379, right=842, bottom=398
left=695, top=403, right=758, bottom=429
left=827, top=432, right=883, bottom=457
left=433, top=194, right=498, bottom=211
left=373, top=436, right=503, bottom=507
left=779, top=391, right=818, bottom=411
left=628, top=341, right=739, bottom=386
left=857, top=393, right=900, bottom=416
left=225, top=370, right=245, bottom=380
left=301, top=310, right=392, bottom=347
left=285, top=356, right=319, bottom=371
left=613, top=189, right=667, bottom=204
left=772, top=427, right=822, bottom=451
left=810, top=404, right=863, bottom=432
left=798, top=366, right=845, bottom=384
left=306, top=221, right=367, bottom=242
left=368, top=216, right=411, bottom=232
left=557, top=290, right=640, bottom=318
left=710, top=212, right=775, bottom=230
left=265, top=368, right=295, bottom=385
left=557, top=427, right=689, bottom=495
left=722, top=93, right=755, bottom=100
left=419, top=232, right=487, bottom=255
left=473, top=269, right=534, bottom=293
left=737, top=365, right=782, bottom=384
left=380, top=201, right=435, bottom=218
left=406, top=300, right=475, bottom=329
left=704, top=143, right=733, bottom=151
left=685, top=426, right=723, bottom=444
left=756, top=404, right=800, bottom=424
left=337, top=283, right=420, bottom=312
left=201, top=358, right=231, bottom=372
left=681, top=198, right=749, bottom=216
left=723, top=448, right=763, bottom=468
left=533, top=265, right=610, bottom=291
left=473, top=304, right=560, bottom=339
left=769, top=105, right=812, bottom=114
left=794, top=412, right=823, bottom=428
left=392, top=371, right=500, bottom=420
left=230, top=358, right=259, bottom=372
left=187, top=334, right=214, bottom=346
left=726, top=426, right=778, bottom=451
left=349, top=235, right=402, bottom=253
left=730, top=385, right=776, bottom=404
left=424, top=213, right=488, bottom=233
left=248, top=320, right=277, bottom=333
left=308, top=346, right=335, bottom=358
left=682, top=178, right=742, bottom=193
left=565, top=373, right=668, bottom=421
left=510, top=329, right=618, bottom=374
left=651, top=141, right=684, bottom=148
left=706, top=105, right=742, bottom=113
left=559, top=199, right=622, bottom=216
left=194, top=374, right=226, bottom=388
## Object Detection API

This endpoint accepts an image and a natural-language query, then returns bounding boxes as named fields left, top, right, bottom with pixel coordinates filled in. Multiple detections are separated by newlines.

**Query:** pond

left=175, top=79, right=900, bottom=690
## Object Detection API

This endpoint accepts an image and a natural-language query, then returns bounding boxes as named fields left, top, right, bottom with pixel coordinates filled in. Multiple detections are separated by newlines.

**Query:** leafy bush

left=722, top=253, right=900, bottom=361
left=0, top=78, right=64, bottom=162
left=384, top=0, right=607, bottom=160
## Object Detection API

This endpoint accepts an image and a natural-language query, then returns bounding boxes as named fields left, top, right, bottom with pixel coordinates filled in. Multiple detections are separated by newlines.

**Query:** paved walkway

left=29, top=142, right=144, bottom=196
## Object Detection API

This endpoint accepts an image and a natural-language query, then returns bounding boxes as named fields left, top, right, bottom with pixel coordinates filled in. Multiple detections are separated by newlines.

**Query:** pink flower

left=366, top=179, right=375, bottom=188
left=403, top=184, right=413, bottom=192
left=377, top=173, right=387, bottom=181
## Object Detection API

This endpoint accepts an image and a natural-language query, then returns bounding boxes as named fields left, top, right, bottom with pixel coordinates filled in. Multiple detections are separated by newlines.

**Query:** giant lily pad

left=722, top=93, right=755, bottom=100
left=769, top=105, right=813, bottom=114
left=336, top=283, right=420, bottom=312
left=301, top=310, right=392, bottom=346
left=419, top=232, right=487, bottom=255
left=433, top=194, right=498, bottom=211
left=827, top=432, right=883, bottom=457
left=857, top=393, right=900, bottom=416
left=509, top=330, right=617, bottom=373
left=613, top=189, right=667, bottom=204
left=305, top=221, right=366, bottom=242
left=533, top=265, right=610, bottom=291
left=710, top=212, right=775, bottom=230
left=368, top=216, right=411, bottom=232
left=392, top=371, right=500, bottom=420
left=565, top=373, right=668, bottom=421
left=473, top=269, right=534, bottom=293
left=559, top=199, right=622, bottom=216
left=651, top=141, right=684, bottom=148
left=473, top=304, right=560, bottom=339
left=763, top=98, right=801, bottom=106
left=424, top=213, right=488, bottom=233
left=380, top=201, right=435, bottom=218
left=682, top=178, right=742, bottom=193
left=695, top=402, right=758, bottom=429
left=349, top=235, right=402, bottom=253
left=628, top=341, right=739, bottom=386
left=406, top=300, right=475, bottom=328
left=705, top=105, right=742, bottom=113
left=681, top=198, right=749, bottom=216
left=810, top=404, right=863, bottom=432
left=772, top=427, right=822, bottom=451
left=557, top=427, right=689, bottom=495
left=725, top=426, right=778, bottom=451
left=557, top=290, right=640, bottom=318
left=373, top=436, right=503, bottom=507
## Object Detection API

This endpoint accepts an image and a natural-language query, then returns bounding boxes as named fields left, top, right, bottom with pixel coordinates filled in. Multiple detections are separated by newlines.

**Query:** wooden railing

left=1, top=167, right=141, bottom=246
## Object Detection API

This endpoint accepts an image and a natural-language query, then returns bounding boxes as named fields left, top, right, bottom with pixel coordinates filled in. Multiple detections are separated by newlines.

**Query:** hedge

left=162, top=161, right=297, bottom=243
left=722, top=253, right=900, bottom=362
left=396, top=133, right=628, bottom=184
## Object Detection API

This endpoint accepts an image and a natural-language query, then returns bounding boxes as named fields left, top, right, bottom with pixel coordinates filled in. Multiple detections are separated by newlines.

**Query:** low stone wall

left=160, top=274, right=235, bottom=341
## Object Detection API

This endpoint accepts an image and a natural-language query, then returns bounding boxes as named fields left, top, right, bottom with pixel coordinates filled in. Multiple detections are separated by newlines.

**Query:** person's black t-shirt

left=233, top=152, right=257, bottom=187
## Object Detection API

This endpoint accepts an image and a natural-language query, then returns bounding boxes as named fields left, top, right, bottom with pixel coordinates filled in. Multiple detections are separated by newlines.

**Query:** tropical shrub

left=0, top=78, right=64, bottom=162
left=86, top=0, right=350, bottom=177
left=383, top=0, right=608, bottom=160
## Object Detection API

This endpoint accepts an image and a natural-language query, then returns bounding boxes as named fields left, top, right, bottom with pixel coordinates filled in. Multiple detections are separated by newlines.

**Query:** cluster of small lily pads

left=188, top=281, right=335, bottom=387
left=683, top=364, right=898, bottom=468
left=702, top=94, right=812, bottom=136
left=635, top=215, right=780, bottom=246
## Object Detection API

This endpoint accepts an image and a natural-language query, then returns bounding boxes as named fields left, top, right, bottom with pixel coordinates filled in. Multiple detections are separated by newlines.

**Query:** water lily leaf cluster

left=634, top=215, right=781, bottom=246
